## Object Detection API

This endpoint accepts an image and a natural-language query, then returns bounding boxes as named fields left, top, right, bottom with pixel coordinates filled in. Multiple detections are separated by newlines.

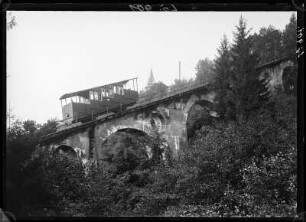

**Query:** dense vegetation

left=5, top=14, right=298, bottom=217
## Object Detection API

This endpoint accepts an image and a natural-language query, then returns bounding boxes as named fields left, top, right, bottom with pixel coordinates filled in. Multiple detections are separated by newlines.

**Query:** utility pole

left=135, top=77, right=138, bottom=93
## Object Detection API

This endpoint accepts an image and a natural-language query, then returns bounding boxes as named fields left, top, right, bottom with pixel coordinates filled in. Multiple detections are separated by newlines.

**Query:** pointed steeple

left=147, top=68, right=155, bottom=88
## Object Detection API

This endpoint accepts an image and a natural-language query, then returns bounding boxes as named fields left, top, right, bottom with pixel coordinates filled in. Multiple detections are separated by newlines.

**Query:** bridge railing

left=137, top=79, right=209, bottom=106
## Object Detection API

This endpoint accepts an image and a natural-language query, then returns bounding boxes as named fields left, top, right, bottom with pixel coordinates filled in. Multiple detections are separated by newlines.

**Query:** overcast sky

left=7, top=11, right=295, bottom=124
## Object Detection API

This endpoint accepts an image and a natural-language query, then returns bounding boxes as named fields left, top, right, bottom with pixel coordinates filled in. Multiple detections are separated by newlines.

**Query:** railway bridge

left=39, top=57, right=294, bottom=160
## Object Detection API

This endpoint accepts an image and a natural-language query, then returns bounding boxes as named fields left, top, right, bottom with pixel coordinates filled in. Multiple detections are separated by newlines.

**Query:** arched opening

left=99, top=127, right=171, bottom=175
left=282, top=65, right=297, bottom=95
left=186, top=100, right=214, bottom=141
left=262, top=72, right=271, bottom=84
left=99, top=128, right=153, bottom=174
left=55, top=145, right=77, bottom=157
left=150, top=111, right=165, bottom=130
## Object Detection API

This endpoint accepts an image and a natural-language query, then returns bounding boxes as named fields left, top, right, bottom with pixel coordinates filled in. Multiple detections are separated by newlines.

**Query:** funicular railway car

left=59, top=78, right=138, bottom=123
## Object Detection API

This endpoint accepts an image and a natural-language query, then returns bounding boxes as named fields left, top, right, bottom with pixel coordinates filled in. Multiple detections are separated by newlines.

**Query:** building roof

left=59, top=78, right=137, bottom=100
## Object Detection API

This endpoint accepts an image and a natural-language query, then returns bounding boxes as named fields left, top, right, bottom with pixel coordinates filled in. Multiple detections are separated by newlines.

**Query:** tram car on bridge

left=60, top=78, right=138, bottom=123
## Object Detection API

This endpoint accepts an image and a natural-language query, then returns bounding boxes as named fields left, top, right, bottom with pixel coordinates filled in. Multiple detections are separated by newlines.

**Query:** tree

left=6, top=117, right=61, bottom=216
left=282, top=13, right=297, bottom=62
left=169, top=78, right=189, bottom=92
left=36, top=118, right=58, bottom=138
left=252, top=25, right=283, bottom=64
left=195, top=58, right=215, bottom=84
left=140, top=81, right=168, bottom=101
left=23, top=120, right=40, bottom=134
left=227, top=16, right=270, bottom=123
left=7, top=12, right=17, bottom=30
left=213, top=35, right=232, bottom=119
left=7, top=117, right=25, bottom=141
left=280, top=14, right=297, bottom=96
left=139, top=69, right=168, bottom=101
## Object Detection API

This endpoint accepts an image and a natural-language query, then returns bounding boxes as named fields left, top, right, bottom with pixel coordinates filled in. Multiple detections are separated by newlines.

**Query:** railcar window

left=90, top=91, right=94, bottom=100
left=94, top=92, right=99, bottom=100
left=102, top=88, right=106, bottom=97
left=80, top=97, right=90, bottom=104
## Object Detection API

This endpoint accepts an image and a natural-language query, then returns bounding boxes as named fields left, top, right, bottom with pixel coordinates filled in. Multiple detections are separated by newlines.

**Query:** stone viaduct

left=40, top=83, right=217, bottom=160
left=257, top=57, right=294, bottom=91
left=40, top=57, right=294, bottom=160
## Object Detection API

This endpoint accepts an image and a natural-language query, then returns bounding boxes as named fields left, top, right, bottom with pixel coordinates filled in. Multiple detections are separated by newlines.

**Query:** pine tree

left=227, top=16, right=270, bottom=123
left=282, top=13, right=297, bottom=61
left=214, top=35, right=232, bottom=119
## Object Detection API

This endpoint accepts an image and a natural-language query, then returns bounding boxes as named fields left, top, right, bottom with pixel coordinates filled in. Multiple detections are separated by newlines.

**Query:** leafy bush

left=172, top=94, right=297, bottom=217
left=5, top=93, right=297, bottom=217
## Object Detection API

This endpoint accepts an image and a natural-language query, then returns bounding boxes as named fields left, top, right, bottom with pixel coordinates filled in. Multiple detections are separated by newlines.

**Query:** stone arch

left=98, top=128, right=152, bottom=160
left=74, top=147, right=87, bottom=160
left=55, top=145, right=77, bottom=157
left=149, top=110, right=165, bottom=130
left=282, top=65, right=296, bottom=94
left=186, top=100, right=214, bottom=141
left=96, top=128, right=154, bottom=174
left=260, top=71, right=272, bottom=84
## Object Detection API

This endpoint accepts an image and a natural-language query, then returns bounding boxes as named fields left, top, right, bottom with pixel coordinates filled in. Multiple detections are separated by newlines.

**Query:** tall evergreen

left=214, top=35, right=232, bottom=119
left=227, top=16, right=270, bottom=123
left=282, top=13, right=297, bottom=62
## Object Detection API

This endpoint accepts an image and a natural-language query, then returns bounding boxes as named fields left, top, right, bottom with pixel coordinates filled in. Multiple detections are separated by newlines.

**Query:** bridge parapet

left=137, top=79, right=212, bottom=105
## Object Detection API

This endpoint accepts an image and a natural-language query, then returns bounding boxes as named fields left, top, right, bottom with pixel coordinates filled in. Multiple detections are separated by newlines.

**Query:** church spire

left=147, top=68, right=155, bottom=88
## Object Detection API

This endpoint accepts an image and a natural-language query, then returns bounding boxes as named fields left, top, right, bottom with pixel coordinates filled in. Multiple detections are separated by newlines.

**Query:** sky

left=7, top=11, right=296, bottom=124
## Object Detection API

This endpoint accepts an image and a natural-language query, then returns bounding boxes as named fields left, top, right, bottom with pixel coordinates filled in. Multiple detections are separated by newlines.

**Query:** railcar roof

left=59, top=78, right=137, bottom=100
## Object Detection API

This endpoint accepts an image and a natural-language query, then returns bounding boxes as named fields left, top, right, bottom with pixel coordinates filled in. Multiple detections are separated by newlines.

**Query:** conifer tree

left=227, top=16, right=270, bottom=123
left=214, top=35, right=232, bottom=119
left=282, top=13, right=297, bottom=61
